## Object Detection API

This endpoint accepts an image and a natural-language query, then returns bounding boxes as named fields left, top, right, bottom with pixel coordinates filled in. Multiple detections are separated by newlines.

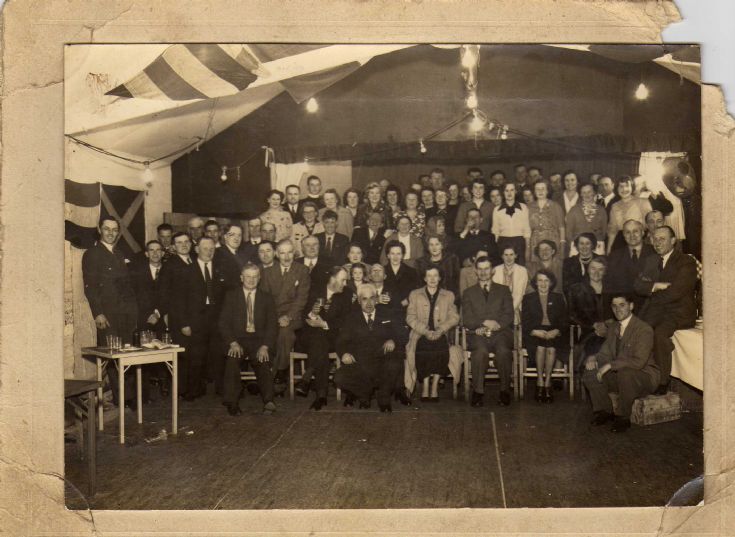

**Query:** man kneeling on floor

left=218, top=264, right=277, bottom=415
left=582, top=293, right=659, bottom=433
left=334, top=284, right=401, bottom=413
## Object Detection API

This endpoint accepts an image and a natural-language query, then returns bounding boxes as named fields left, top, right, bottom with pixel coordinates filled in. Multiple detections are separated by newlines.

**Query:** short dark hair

left=99, top=216, right=119, bottom=228
left=420, top=186, right=435, bottom=195
left=500, top=243, right=518, bottom=256
left=385, top=239, right=405, bottom=256
left=300, top=200, right=318, bottom=215
left=490, top=170, right=505, bottom=178
left=204, top=219, right=219, bottom=229
left=430, top=168, right=445, bottom=176
left=533, top=240, right=557, bottom=258
left=172, top=231, right=190, bottom=242
left=266, top=189, right=285, bottom=202
left=530, top=268, right=558, bottom=292
left=157, top=223, right=173, bottom=233
left=514, top=164, right=527, bottom=170
left=222, top=222, right=243, bottom=235
left=589, top=256, right=608, bottom=269
left=474, top=255, right=492, bottom=268
left=471, top=178, right=486, bottom=189
left=321, top=209, right=338, bottom=221
left=342, top=187, right=361, bottom=206
left=466, top=167, right=483, bottom=176
left=348, top=242, right=364, bottom=254
left=145, top=239, right=162, bottom=250
left=418, top=174, right=430, bottom=181
left=528, top=166, right=542, bottom=174
left=421, top=264, right=444, bottom=281
left=573, top=232, right=598, bottom=249
left=285, top=184, right=300, bottom=192
left=328, top=265, right=348, bottom=279
left=609, top=292, right=635, bottom=304
left=306, top=175, right=321, bottom=184
left=654, top=225, right=677, bottom=239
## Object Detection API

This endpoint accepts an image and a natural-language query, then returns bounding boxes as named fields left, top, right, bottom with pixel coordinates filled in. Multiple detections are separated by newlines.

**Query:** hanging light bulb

left=466, top=91, right=478, bottom=110
left=305, top=97, right=319, bottom=113
left=500, top=125, right=509, bottom=140
left=419, top=139, right=427, bottom=154
left=460, top=45, right=479, bottom=69
left=220, top=166, right=228, bottom=182
left=470, top=110, right=485, bottom=133
left=635, top=82, right=649, bottom=100
left=142, top=162, right=153, bottom=186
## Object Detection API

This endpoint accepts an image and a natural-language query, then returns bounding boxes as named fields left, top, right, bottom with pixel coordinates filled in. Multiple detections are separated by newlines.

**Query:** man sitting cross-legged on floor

left=582, top=293, right=659, bottom=433
left=333, top=284, right=401, bottom=413
left=218, top=264, right=277, bottom=416
left=295, top=266, right=352, bottom=410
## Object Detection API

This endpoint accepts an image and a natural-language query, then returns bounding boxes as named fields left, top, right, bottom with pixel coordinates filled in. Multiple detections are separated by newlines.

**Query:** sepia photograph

left=61, top=43, right=703, bottom=511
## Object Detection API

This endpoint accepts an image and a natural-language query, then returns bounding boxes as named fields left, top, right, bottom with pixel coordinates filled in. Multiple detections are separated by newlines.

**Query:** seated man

left=218, top=264, right=277, bottom=415
left=296, top=266, right=352, bottom=410
left=461, top=255, right=515, bottom=407
left=634, top=226, right=698, bottom=394
left=582, top=293, right=659, bottom=433
left=334, top=284, right=401, bottom=413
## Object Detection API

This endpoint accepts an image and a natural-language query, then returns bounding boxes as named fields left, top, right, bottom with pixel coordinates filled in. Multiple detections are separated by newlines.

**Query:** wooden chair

left=458, top=326, right=519, bottom=402
left=517, top=322, right=575, bottom=400
left=289, top=352, right=342, bottom=401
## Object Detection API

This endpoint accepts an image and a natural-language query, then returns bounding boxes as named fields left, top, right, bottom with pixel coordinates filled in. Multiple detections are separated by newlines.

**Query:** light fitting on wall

left=142, top=161, right=153, bottom=188
left=419, top=139, right=427, bottom=154
left=305, top=97, right=319, bottom=113
left=220, top=166, right=228, bottom=182
left=635, top=82, right=650, bottom=100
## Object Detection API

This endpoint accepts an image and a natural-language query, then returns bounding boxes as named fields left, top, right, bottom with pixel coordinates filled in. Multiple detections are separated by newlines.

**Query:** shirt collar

left=661, top=250, right=674, bottom=268
left=101, top=241, right=114, bottom=253
left=619, top=314, right=633, bottom=335
left=243, top=287, right=256, bottom=298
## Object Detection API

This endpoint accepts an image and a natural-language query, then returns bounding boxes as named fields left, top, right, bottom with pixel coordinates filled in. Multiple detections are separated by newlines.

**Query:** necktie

left=326, top=236, right=333, bottom=255
left=658, top=257, right=664, bottom=272
left=615, top=322, right=623, bottom=355
left=631, top=249, right=638, bottom=262
left=483, top=284, right=490, bottom=299
left=367, top=314, right=374, bottom=331
left=204, top=262, right=214, bottom=304
left=153, top=267, right=159, bottom=280
left=246, top=292, right=255, bottom=333
left=283, top=266, right=289, bottom=277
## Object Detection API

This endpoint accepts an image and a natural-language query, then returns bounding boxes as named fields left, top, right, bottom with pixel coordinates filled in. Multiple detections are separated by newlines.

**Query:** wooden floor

left=65, top=382, right=703, bottom=510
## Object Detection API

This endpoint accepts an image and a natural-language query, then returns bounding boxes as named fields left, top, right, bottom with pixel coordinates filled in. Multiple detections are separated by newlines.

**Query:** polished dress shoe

left=497, top=390, right=511, bottom=406
left=394, top=389, right=411, bottom=406
left=653, top=382, right=670, bottom=396
left=611, top=416, right=631, bottom=433
left=429, top=395, right=440, bottom=403
left=358, top=400, right=371, bottom=409
left=544, top=386, right=554, bottom=403
left=263, top=401, right=276, bottom=414
left=470, top=391, right=484, bottom=407
left=534, top=386, right=544, bottom=403
left=310, top=397, right=327, bottom=411
left=295, top=383, right=310, bottom=398
left=224, top=402, right=242, bottom=416
left=379, top=403, right=392, bottom=413
left=591, top=410, right=614, bottom=426
left=420, top=396, right=431, bottom=402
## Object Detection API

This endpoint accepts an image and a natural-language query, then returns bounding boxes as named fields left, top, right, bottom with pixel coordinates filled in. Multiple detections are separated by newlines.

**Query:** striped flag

left=65, top=180, right=100, bottom=249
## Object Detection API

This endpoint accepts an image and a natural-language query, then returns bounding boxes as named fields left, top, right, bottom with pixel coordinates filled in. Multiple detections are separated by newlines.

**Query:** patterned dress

left=528, top=200, right=565, bottom=258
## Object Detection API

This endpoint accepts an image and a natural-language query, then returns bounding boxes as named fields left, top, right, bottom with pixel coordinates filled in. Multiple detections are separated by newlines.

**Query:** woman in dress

left=342, top=188, right=361, bottom=222
left=384, top=185, right=403, bottom=231
left=525, top=239, right=563, bottom=294
left=607, top=175, right=653, bottom=254
left=396, top=191, right=427, bottom=238
left=355, top=182, right=390, bottom=230
left=416, top=233, right=460, bottom=304
left=406, top=266, right=460, bottom=401
left=319, top=188, right=354, bottom=239
left=347, top=262, right=369, bottom=305
left=260, top=189, right=293, bottom=242
left=488, top=186, right=503, bottom=211
left=567, top=256, right=611, bottom=362
left=559, top=171, right=580, bottom=214
left=491, top=183, right=531, bottom=266
left=565, top=182, right=607, bottom=256
left=491, top=245, right=529, bottom=326
left=527, top=180, right=565, bottom=260
left=522, top=269, right=569, bottom=403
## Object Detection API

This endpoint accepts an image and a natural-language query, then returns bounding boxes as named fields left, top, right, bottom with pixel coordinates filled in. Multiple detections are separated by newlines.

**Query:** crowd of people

left=81, top=162, right=701, bottom=432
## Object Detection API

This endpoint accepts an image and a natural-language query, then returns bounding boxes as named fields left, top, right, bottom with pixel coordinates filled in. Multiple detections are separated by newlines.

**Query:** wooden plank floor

left=65, top=383, right=702, bottom=510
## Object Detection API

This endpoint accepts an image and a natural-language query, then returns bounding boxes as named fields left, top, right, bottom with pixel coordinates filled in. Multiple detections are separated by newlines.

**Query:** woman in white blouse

left=491, top=244, right=529, bottom=326
left=606, top=175, right=653, bottom=254
left=491, top=183, right=531, bottom=266
left=560, top=171, right=580, bottom=214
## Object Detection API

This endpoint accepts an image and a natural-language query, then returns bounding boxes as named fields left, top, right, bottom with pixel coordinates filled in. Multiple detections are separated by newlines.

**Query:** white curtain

left=270, top=160, right=353, bottom=197
left=638, top=151, right=687, bottom=240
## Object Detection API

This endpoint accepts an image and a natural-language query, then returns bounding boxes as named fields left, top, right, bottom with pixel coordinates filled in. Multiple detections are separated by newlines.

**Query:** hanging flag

left=100, top=184, right=146, bottom=257
left=64, top=180, right=100, bottom=249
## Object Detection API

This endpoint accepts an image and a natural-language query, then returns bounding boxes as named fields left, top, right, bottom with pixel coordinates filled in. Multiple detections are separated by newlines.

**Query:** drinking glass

left=106, top=334, right=113, bottom=349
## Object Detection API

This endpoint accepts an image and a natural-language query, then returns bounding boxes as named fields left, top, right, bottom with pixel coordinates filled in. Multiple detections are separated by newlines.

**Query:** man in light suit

left=582, top=293, right=659, bottom=433
left=634, top=226, right=698, bottom=395
left=259, top=239, right=311, bottom=394
left=461, top=255, right=515, bottom=407
left=218, top=264, right=277, bottom=415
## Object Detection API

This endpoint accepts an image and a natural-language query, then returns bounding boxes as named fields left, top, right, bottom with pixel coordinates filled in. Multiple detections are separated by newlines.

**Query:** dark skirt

left=524, top=324, right=567, bottom=366
left=416, top=336, right=449, bottom=379
left=497, top=236, right=527, bottom=266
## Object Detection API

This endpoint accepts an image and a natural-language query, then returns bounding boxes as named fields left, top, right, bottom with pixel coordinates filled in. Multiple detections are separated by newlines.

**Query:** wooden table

left=82, top=346, right=184, bottom=444
left=64, top=379, right=102, bottom=497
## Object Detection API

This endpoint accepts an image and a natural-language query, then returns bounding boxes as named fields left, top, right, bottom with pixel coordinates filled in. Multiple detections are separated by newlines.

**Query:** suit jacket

left=183, top=259, right=228, bottom=333
left=302, top=285, right=353, bottom=343
left=521, top=291, right=569, bottom=342
left=159, top=254, right=196, bottom=330
left=214, top=245, right=249, bottom=290
left=315, top=232, right=350, bottom=265
left=352, top=226, right=387, bottom=265
left=296, top=256, right=331, bottom=289
left=379, top=233, right=425, bottom=268
left=130, top=260, right=166, bottom=327
left=383, top=263, right=420, bottom=308
left=604, top=244, right=655, bottom=310
left=218, top=287, right=277, bottom=350
left=454, top=230, right=500, bottom=267
left=562, top=255, right=592, bottom=298
left=567, top=281, right=612, bottom=328
left=283, top=200, right=306, bottom=225
left=634, top=249, right=698, bottom=326
left=461, top=282, right=514, bottom=332
left=406, top=288, right=460, bottom=337
left=241, top=240, right=264, bottom=265
left=335, top=307, right=397, bottom=362
left=596, top=314, right=659, bottom=386
left=81, top=242, right=137, bottom=319
left=597, top=194, right=620, bottom=216
left=259, top=262, right=311, bottom=323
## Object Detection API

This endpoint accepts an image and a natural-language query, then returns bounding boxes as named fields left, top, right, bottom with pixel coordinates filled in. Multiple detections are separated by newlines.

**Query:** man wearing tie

left=296, top=235, right=330, bottom=289
left=634, top=226, right=698, bottom=395
left=461, top=255, right=515, bottom=407
left=241, top=218, right=263, bottom=264
left=351, top=212, right=387, bottom=265
left=219, top=264, right=277, bottom=415
left=296, top=266, right=352, bottom=410
left=455, top=208, right=499, bottom=267
left=582, top=293, right=658, bottom=433
left=315, top=211, right=349, bottom=266
left=334, top=284, right=401, bottom=412
left=259, top=239, right=311, bottom=394
left=215, top=223, right=250, bottom=290
left=283, top=184, right=305, bottom=225
left=605, top=219, right=656, bottom=312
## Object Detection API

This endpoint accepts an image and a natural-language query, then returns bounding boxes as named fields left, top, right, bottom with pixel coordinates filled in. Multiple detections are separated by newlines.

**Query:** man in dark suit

left=82, top=217, right=139, bottom=407
left=215, top=222, right=250, bottom=290
left=283, top=184, right=305, bottom=225
left=315, top=210, right=349, bottom=265
left=582, top=293, right=659, bottom=433
left=454, top=208, right=500, bottom=267
left=303, top=175, right=326, bottom=209
left=351, top=212, right=387, bottom=265
left=259, top=239, right=311, bottom=393
left=180, top=237, right=227, bottom=399
left=218, top=264, right=278, bottom=415
left=295, top=235, right=330, bottom=289
left=634, top=226, right=698, bottom=395
left=461, top=255, right=515, bottom=407
left=334, top=284, right=401, bottom=412
left=296, top=266, right=352, bottom=410
left=156, top=223, right=176, bottom=259
left=596, top=176, right=620, bottom=216
left=604, top=220, right=655, bottom=312
left=241, top=218, right=264, bottom=264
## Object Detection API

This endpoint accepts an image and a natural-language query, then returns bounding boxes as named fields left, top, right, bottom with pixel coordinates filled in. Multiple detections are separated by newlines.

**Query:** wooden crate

left=608, top=392, right=682, bottom=425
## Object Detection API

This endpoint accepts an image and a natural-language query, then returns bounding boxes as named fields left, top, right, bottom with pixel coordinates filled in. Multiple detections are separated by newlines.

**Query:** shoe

left=497, top=390, right=511, bottom=406
left=263, top=401, right=276, bottom=414
left=343, top=393, right=355, bottom=407
left=295, top=383, right=310, bottom=398
left=534, top=386, right=544, bottom=403
left=395, top=389, right=411, bottom=406
left=420, top=396, right=431, bottom=402
left=611, top=416, right=631, bottom=433
left=310, top=397, right=327, bottom=411
left=544, top=386, right=554, bottom=403
left=245, top=382, right=260, bottom=396
left=225, top=402, right=242, bottom=416
left=358, top=400, right=371, bottom=409
left=470, top=391, right=484, bottom=407
left=429, top=395, right=440, bottom=403
left=591, top=410, right=614, bottom=426
left=653, top=383, right=670, bottom=396
left=379, top=403, right=392, bottom=413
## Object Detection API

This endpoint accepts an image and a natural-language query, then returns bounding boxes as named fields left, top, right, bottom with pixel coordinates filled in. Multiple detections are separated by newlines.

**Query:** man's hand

left=94, top=314, right=110, bottom=330
left=383, top=229, right=394, bottom=239
left=278, top=315, right=291, bottom=327
left=584, top=356, right=598, bottom=371
left=227, top=341, right=244, bottom=358
left=256, top=345, right=269, bottom=363
left=426, top=330, right=441, bottom=341
left=181, top=326, right=192, bottom=337
left=311, top=302, right=322, bottom=315
left=146, top=313, right=159, bottom=325
left=593, top=322, right=608, bottom=338
left=342, top=353, right=356, bottom=365
left=401, top=299, right=409, bottom=307
left=383, top=339, right=396, bottom=353
left=378, top=293, right=390, bottom=305
left=596, top=363, right=612, bottom=382
left=652, top=282, right=672, bottom=293
left=305, top=317, right=322, bottom=328
left=482, top=320, right=501, bottom=332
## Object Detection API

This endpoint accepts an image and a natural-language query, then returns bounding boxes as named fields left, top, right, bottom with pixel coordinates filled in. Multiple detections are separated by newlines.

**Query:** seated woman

left=522, top=270, right=569, bottom=403
left=525, top=239, right=563, bottom=294
left=567, top=256, right=611, bottom=362
left=416, top=233, right=460, bottom=303
left=406, top=266, right=460, bottom=401
left=491, top=245, right=529, bottom=326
